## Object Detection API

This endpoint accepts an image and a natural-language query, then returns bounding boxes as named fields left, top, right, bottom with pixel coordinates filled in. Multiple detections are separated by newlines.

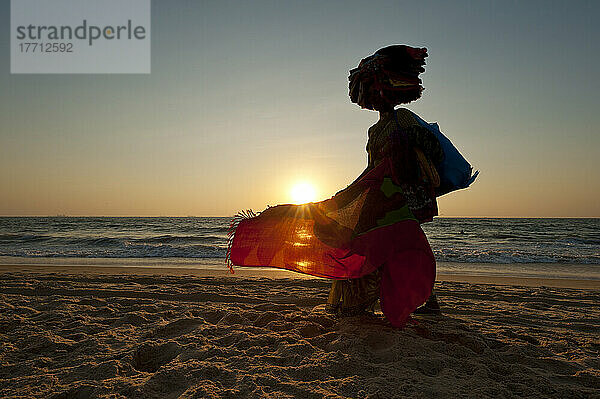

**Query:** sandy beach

left=0, top=265, right=598, bottom=398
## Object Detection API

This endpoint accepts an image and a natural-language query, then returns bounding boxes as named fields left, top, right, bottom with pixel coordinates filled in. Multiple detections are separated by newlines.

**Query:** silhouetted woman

left=228, top=45, right=475, bottom=327
left=326, top=45, right=442, bottom=317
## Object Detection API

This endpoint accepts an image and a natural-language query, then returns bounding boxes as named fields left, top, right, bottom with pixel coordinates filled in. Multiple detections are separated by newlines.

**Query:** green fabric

left=378, top=177, right=416, bottom=226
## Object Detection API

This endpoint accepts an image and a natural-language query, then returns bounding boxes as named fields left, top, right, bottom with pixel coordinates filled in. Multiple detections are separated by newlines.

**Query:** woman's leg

left=326, top=270, right=381, bottom=316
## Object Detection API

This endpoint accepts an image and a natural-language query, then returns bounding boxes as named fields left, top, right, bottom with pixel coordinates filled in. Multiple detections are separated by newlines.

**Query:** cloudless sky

left=1, top=0, right=598, bottom=217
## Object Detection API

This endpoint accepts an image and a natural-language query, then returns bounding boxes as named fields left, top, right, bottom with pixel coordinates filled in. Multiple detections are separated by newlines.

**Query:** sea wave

left=1, top=217, right=599, bottom=264
left=0, top=234, right=227, bottom=245
left=0, top=243, right=227, bottom=258
left=433, top=248, right=600, bottom=264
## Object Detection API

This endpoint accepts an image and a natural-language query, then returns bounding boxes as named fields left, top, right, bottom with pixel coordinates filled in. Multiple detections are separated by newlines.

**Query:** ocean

left=0, top=217, right=598, bottom=280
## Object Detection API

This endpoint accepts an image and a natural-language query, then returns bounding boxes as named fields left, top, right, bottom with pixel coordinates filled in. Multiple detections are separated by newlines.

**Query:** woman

left=326, top=45, right=442, bottom=317
left=228, top=45, right=475, bottom=327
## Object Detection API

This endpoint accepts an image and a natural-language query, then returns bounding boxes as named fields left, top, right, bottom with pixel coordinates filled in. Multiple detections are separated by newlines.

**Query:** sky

left=0, top=0, right=598, bottom=217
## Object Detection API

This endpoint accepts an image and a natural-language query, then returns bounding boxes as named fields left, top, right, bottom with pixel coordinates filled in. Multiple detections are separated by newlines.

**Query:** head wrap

left=349, top=45, right=428, bottom=110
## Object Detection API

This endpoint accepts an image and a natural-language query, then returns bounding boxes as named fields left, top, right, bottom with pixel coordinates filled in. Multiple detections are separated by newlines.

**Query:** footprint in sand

left=217, top=312, right=249, bottom=326
left=196, top=309, right=224, bottom=324
left=112, top=313, right=149, bottom=327
left=130, top=341, right=181, bottom=373
left=252, top=311, right=279, bottom=327
left=363, top=330, right=397, bottom=352
left=297, top=321, right=326, bottom=338
left=50, top=383, right=96, bottom=399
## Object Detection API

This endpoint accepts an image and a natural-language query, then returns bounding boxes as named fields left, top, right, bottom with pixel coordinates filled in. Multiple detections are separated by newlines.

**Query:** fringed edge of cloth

left=225, top=209, right=258, bottom=273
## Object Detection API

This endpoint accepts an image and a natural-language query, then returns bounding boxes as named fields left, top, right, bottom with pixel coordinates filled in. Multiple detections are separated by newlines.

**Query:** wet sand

left=0, top=265, right=598, bottom=398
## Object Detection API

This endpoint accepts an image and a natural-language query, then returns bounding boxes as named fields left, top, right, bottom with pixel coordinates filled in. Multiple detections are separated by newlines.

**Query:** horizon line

left=1, top=215, right=599, bottom=219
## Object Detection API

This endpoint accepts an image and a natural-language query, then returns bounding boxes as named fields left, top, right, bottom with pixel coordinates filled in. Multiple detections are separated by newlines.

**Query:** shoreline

left=0, top=263, right=598, bottom=290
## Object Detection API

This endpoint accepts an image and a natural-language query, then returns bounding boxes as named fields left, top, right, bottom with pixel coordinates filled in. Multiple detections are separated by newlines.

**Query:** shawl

left=226, top=157, right=431, bottom=279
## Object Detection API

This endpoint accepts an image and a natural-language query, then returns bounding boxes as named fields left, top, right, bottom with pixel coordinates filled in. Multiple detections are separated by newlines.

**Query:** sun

left=290, top=182, right=317, bottom=204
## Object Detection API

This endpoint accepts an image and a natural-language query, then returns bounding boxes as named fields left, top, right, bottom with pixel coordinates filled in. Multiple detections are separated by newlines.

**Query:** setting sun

left=290, top=182, right=317, bottom=204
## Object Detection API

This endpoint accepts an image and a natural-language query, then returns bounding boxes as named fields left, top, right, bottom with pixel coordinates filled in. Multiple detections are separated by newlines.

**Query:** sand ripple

left=0, top=273, right=598, bottom=398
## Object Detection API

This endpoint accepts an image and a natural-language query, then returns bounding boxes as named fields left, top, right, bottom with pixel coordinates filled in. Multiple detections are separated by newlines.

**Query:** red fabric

left=230, top=208, right=368, bottom=279
left=380, top=245, right=436, bottom=327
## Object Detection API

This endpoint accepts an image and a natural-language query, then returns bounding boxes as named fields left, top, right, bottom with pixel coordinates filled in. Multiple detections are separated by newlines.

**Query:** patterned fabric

left=367, top=108, right=442, bottom=223
left=326, top=269, right=381, bottom=316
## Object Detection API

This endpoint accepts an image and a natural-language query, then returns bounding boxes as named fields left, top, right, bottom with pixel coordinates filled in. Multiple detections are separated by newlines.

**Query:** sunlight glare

left=290, top=182, right=317, bottom=204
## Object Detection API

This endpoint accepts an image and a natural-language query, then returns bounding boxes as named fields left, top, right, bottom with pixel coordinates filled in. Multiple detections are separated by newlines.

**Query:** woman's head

left=349, top=45, right=428, bottom=111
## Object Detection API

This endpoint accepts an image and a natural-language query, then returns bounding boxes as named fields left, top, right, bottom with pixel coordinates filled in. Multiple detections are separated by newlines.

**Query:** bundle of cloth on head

left=349, top=45, right=428, bottom=110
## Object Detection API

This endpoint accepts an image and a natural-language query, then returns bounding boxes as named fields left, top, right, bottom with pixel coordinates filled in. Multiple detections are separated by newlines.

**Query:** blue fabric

left=410, top=111, right=479, bottom=196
